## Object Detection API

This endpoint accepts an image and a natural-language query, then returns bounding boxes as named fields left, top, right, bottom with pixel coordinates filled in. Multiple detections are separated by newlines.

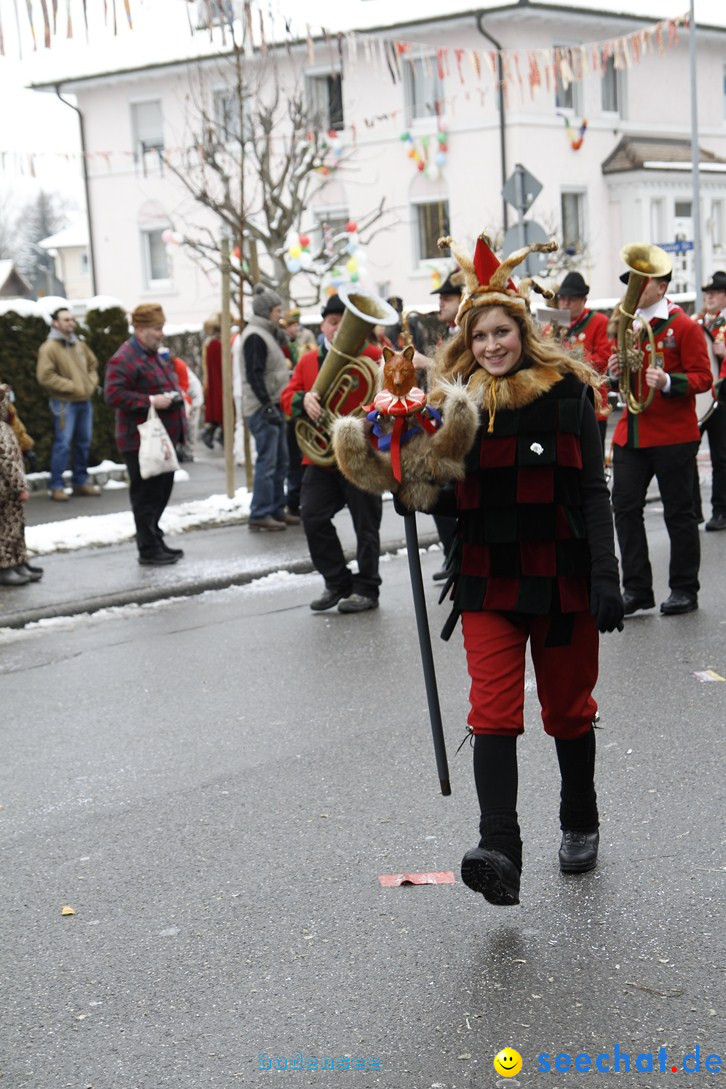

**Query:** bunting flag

left=66, top=0, right=72, bottom=38
left=24, top=0, right=36, bottom=50
left=52, top=0, right=57, bottom=34
left=81, top=0, right=88, bottom=42
left=124, top=0, right=132, bottom=30
left=39, top=0, right=51, bottom=48
left=0, top=5, right=3, bottom=55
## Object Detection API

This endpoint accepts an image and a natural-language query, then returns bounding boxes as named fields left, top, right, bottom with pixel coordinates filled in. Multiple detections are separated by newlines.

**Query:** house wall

left=65, top=8, right=726, bottom=324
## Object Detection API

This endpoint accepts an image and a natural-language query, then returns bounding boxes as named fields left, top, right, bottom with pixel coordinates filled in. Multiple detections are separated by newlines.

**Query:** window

left=312, top=208, right=349, bottom=255
left=413, top=199, right=450, bottom=262
left=554, top=47, right=581, bottom=113
left=561, top=191, right=586, bottom=249
left=723, top=63, right=726, bottom=121
left=131, top=100, right=164, bottom=177
left=142, top=228, right=171, bottom=286
left=404, top=54, right=444, bottom=125
left=213, top=88, right=252, bottom=144
left=306, top=73, right=344, bottom=132
left=650, top=199, right=665, bottom=244
left=601, top=55, right=624, bottom=115
left=675, top=200, right=692, bottom=218
left=80, top=250, right=89, bottom=273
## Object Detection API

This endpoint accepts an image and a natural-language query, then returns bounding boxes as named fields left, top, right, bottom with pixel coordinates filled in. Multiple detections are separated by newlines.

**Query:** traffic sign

left=502, top=164, right=543, bottom=215
left=658, top=240, right=694, bottom=254
left=503, top=221, right=550, bottom=276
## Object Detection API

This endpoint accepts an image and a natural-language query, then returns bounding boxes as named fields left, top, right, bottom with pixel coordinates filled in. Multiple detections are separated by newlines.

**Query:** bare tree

left=162, top=21, right=392, bottom=306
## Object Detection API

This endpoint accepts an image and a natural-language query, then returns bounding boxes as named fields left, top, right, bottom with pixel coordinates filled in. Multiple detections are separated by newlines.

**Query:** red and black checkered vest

left=451, top=371, right=591, bottom=618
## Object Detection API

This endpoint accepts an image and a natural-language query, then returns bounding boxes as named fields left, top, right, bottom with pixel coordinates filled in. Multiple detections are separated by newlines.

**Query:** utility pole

left=689, top=0, right=703, bottom=310
left=220, top=238, right=236, bottom=500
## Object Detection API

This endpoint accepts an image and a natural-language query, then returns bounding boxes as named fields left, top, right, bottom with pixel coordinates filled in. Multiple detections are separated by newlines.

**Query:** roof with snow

left=0, top=261, right=33, bottom=299
left=38, top=222, right=89, bottom=250
left=602, top=136, right=726, bottom=174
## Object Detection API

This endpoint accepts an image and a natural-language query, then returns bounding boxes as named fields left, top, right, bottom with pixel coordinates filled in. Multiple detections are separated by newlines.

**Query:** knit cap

left=252, top=283, right=283, bottom=318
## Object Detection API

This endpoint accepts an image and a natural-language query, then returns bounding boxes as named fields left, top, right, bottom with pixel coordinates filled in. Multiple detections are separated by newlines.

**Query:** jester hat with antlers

left=437, top=232, right=558, bottom=327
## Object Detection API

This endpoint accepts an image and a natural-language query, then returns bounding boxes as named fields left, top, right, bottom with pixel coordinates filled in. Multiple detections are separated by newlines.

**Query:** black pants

left=700, top=405, right=726, bottom=517
left=123, top=451, right=175, bottom=556
left=300, top=465, right=382, bottom=600
left=612, top=442, right=700, bottom=598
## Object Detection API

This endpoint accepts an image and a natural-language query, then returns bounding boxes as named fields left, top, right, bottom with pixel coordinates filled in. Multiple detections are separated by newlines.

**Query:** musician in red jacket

left=556, top=272, right=612, bottom=451
left=607, top=266, right=712, bottom=616
left=281, top=294, right=384, bottom=614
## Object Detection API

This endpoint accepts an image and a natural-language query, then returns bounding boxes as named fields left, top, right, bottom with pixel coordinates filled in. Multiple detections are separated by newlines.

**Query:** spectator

left=0, top=384, right=43, bottom=586
left=104, top=303, right=187, bottom=566
left=239, top=283, right=298, bottom=531
left=201, top=313, right=223, bottom=449
left=36, top=306, right=101, bottom=502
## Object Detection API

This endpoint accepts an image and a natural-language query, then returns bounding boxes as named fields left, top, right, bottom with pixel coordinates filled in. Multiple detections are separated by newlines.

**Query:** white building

left=31, top=2, right=726, bottom=324
left=38, top=221, right=93, bottom=300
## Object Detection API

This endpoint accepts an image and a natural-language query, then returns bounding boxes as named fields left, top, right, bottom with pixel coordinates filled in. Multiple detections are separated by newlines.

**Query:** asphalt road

left=2, top=516, right=725, bottom=1089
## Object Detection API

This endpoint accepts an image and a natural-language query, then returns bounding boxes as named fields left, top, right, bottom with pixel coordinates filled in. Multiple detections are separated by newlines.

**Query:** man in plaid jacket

left=104, top=303, right=186, bottom=566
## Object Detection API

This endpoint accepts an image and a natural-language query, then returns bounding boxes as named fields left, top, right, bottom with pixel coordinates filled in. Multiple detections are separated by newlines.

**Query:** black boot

left=201, top=425, right=214, bottom=449
left=461, top=734, right=522, bottom=906
left=555, top=727, right=599, bottom=873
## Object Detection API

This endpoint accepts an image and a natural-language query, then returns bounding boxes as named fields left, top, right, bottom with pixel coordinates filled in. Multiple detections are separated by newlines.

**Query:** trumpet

left=295, top=285, right=399, bottom=468
left=617, top=242, right=673, bottom=414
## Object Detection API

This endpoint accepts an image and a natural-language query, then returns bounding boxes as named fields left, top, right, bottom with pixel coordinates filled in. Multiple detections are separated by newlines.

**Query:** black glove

left=24, top=449, right=38, bottom=473
left=590, top=580, right=625, bottom=633
left=262, top=403, right=283, bottom=426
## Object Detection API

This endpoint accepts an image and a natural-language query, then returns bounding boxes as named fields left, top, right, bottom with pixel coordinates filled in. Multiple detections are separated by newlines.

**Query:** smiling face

left=470, top=306, right=523, bottom=377
left=493, top=1047, right=523, bottom=1077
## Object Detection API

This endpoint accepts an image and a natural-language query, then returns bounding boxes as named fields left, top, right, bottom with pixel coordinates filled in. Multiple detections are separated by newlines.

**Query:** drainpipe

left=476, top=11, right=508, bottom=232
left=55, top=84, right=98, bottom=295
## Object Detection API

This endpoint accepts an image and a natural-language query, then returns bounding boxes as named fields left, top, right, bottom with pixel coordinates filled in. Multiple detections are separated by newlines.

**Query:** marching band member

left=556, top=271, right=612, bottom=451
left=403, top=234, right=623, bottom=906
left=281, top=294, right=384, bottom=614
left=694, top=271, right=726, bottom=531
left=607, top=262, right=712, bottom=615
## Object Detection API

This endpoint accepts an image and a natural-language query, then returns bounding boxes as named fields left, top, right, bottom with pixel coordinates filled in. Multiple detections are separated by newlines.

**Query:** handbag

left=138, top=402, right=180, bottom=479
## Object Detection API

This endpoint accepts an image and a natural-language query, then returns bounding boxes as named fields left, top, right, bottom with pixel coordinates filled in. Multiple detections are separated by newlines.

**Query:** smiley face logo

left=493, top=1047, right=523, bottom=1077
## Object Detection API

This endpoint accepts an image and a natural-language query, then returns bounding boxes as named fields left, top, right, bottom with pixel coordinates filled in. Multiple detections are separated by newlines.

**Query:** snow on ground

left=0, top=569, right=318, bottom=645
left=25, top=485, right=252, bottom=555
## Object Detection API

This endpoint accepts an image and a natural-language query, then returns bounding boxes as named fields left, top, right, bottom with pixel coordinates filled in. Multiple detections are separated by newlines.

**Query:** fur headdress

left=437, top=232, right=558, bottom=326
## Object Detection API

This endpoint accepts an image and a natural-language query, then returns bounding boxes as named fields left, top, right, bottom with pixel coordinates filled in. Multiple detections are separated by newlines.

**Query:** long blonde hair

left=434, top=303, right=608, bottom=416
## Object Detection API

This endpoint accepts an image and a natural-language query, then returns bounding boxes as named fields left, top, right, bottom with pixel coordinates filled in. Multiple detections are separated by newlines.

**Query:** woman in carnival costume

left=422, top=234, right=624, bottom=906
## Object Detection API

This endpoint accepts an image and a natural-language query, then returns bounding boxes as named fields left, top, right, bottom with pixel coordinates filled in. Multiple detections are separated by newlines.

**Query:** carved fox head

left=381, top=343, right=416, bottom=397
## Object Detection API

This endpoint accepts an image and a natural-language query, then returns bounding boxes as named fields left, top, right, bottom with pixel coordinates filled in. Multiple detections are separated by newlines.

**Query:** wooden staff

left=403, top=511, right=451, bottom=796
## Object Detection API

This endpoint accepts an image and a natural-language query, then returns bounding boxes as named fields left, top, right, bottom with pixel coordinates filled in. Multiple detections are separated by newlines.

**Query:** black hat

left=557, top=271, right=589, bottom=297
left=619, top=268, right=672, bottom=285
left=702, top=270, right=726, bottom=293
left=320, top=294, right=345, bottom=318
left=431, top=268, right=463, bottom=297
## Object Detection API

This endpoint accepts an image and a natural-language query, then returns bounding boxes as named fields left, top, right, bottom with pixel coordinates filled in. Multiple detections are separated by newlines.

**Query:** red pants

left=461, top=610, right=599, bottom=739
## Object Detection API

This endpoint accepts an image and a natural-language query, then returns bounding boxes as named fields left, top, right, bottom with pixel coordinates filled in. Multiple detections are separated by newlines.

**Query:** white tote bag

left=138, top=403, right=180, bottom=479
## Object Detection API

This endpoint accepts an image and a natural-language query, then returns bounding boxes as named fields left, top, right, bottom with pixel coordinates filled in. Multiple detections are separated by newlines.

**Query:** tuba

left=617, top=243, right=673, bottom=414
left=295, top=285, right=399, bottom=467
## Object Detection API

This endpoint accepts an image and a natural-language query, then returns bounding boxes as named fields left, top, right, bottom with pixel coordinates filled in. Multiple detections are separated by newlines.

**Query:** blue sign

left=658, top=240, right=694, bottom=254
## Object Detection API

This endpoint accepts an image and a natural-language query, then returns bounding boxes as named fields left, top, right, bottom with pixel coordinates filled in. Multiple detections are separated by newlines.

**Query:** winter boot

left=555, top=727, right=599, bottom=873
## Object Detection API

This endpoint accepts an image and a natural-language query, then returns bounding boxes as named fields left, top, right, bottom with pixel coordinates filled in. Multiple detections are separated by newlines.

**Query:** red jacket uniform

left=281, top=342, right=381, bottom=466
left=560, top=309, right=611, bottom=421
left=612, top=303, right=712, bottom=449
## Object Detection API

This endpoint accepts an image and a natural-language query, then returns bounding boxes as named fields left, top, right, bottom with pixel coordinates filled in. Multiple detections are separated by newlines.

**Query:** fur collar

left=467, top=358, right=567, bottom=413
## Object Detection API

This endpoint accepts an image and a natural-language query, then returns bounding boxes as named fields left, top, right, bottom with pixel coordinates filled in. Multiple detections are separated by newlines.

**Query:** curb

left=3, top=531, right=441, bottom=630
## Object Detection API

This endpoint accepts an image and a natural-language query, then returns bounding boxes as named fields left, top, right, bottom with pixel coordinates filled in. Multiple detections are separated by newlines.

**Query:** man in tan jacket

left=36, top=306, right=101, bottom=501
